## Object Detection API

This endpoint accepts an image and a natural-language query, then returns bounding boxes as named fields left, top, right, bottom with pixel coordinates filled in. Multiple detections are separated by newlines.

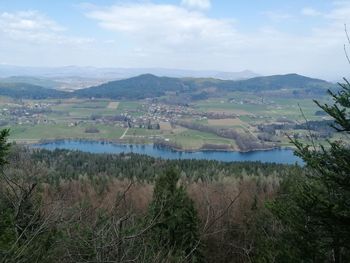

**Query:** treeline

left=258, top=119, right=336, bottom=133
left=23, top=146, right=296, bottom=183
left=258, top=119, right=337, bottom=140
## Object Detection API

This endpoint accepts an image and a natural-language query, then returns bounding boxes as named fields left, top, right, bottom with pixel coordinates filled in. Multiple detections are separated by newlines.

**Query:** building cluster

left=0, top=102, right=54, bottom=125
left=229, top=97, right=275, bottom=105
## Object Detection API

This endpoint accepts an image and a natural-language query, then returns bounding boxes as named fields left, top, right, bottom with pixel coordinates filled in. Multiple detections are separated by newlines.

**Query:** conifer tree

left=148, top=168, right=203, bottom=262
left=268, top=81, right=350, bottom=262
left=0, top=129, right=57, bottom=262
left=0, top=129, right=10, bottom=168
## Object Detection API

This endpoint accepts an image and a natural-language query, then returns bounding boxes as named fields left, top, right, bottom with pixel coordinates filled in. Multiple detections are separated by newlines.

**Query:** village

left=0, top=94, right=334, bottom=150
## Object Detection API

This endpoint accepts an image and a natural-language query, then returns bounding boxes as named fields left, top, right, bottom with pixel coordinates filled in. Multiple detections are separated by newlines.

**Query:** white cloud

left=0, top=11, right=64, bottom=32
left=181, top=0, right=211, bottom=10
left=301, top=7, right=322, bottom=17
left=325, top=1, right=350, bottom=21
left=83, top=2, right=350, bottom=79
left=86, top=3, right=238, bottom=52
left=0, top=11, right=93, bottom=45
left=3, top=2, right=350, bottom=80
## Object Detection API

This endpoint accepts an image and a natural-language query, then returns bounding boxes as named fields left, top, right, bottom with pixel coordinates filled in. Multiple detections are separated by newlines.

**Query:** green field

left=8, top=123, right=125, bottom=142
left=168, top=129, right=236, bottom=149
left=0, top=94, right=335, bottom=150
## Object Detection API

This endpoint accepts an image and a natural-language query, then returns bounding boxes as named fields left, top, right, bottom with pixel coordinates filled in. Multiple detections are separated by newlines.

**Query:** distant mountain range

left=0, top=65, right=258, bottom=80
left=0, top=73, right=336, bottom=100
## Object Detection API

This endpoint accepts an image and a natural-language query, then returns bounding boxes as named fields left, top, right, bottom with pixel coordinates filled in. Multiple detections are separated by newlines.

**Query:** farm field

left=9, top=124, right=125, bottom=142
left=0, top=93, right=334, bottom=151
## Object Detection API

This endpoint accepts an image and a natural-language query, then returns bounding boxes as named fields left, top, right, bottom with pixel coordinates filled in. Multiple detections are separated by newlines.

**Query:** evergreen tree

left=0, top=129, right=57, bottom=262
left=0, top=129, right=13, bottom=256
left=147, top=168, right=203, bottom=262
left=267, top=81, right=350, bottom=262
left=0, top=129, right=10, bottom=168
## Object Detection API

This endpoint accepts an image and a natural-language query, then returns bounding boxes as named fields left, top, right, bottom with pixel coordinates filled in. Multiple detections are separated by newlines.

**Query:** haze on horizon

left=1, top=0, right=350, bottom=81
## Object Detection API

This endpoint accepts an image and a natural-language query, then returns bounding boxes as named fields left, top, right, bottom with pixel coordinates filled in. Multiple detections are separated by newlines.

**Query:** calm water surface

left=34, top=140, right=302, bottom=164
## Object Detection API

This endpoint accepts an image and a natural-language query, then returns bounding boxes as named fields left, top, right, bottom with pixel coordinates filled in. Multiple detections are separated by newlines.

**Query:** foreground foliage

left=147, top=168, right=202, bottom=262
left=1, top=140, right=296, bottom=262
left=262, top=80, right=350, bottom=262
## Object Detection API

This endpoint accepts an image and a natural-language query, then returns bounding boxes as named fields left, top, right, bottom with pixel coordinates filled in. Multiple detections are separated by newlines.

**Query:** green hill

left=215, top=73, right=333, bottom=91
left=74, top=73, right=334, bottom=100
left=0, top=76, right=62, bottom=89
left=0, top=73, right=335, bottom=100
left=0, top=82, right=68, bottom=99
left=74, top=74, right=189, bottom=99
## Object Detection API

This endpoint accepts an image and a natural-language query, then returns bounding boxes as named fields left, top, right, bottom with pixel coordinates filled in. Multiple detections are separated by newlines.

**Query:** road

left=120, top=127, right=129, bottom=139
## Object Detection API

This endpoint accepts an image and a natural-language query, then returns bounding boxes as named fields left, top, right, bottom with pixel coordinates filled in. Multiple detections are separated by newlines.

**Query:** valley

left=0, top=75, right=334, bottom=152
left=2, top=1, right=350, bottom=261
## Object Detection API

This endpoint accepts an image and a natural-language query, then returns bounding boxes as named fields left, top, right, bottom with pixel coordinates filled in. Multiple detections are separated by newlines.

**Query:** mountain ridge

left=0, top=73, right=336, bottom=100
left=74, top=73, right=335, bottom=100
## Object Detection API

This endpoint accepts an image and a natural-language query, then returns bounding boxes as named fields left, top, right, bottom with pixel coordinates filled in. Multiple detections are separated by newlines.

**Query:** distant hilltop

left=0, top=65, right=259, bottom=80
left=0, top=73, right=336, bottom=100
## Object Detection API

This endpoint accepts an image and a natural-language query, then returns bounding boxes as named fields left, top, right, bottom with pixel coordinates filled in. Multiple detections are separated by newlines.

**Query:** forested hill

left=74, top=74, right=187, bottom=99
left=74, top=73, right=335, bottom=99
left=0, top=73, right=336, bottom=100
left=0, top=76, right=61, bottom=89
left=214, top=73, right=333, bottom=91
left=0, top=82, right=68, bottom=99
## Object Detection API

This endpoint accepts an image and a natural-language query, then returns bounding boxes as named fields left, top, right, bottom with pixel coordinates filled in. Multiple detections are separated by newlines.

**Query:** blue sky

left=0, top=0, right=349, bottom=80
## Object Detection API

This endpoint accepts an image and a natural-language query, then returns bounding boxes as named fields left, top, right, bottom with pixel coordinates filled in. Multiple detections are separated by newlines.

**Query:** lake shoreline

left=31, top=139, right=302, bottom=164
left=22, top=138, right=296, bottom=154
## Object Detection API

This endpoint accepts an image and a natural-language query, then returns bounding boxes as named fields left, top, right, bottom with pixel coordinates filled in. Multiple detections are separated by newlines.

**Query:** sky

left=0, top=0, right=350, bottom=80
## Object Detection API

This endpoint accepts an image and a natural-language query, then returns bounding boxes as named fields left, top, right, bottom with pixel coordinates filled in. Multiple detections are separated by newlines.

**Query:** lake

left=34, top=140, right=302, bottom=164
